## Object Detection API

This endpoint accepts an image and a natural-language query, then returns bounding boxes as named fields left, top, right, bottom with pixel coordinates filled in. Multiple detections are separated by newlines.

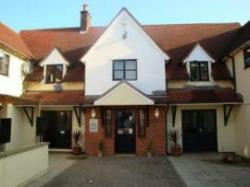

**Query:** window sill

left=186, top=81, right=216, bottom=87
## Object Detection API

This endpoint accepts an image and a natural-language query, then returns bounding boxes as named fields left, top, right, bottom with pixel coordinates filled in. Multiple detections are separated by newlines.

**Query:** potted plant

left=98, top=139, right=104, bottom=158
left=146, top=140, right=153, bottom=158
left=72, top=130, right=82, bottom=155
left=221, top=152, right=237, bottom=163
left=168, top=128, right=182, bottom=156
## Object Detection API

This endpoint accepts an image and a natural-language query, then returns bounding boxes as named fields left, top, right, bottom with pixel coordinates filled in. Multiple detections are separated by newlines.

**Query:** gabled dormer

left=39, top=48, right=69, bottom=84
left=81, top=8, right=169, bottom=95
left=183, top=44, right=215, bottom=84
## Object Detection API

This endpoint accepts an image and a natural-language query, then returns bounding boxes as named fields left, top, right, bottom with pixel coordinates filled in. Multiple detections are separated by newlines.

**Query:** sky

left=0, top=0, right=249, bottom=32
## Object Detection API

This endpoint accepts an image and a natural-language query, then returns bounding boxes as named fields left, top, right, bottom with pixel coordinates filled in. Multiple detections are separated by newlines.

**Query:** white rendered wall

left=83, top=10, right=168, bottom=95
left=2, top=104, right=37, bottom=151
left=0, top=49, right=27, bottom=96
left=0, top=144, right=48, bottom=187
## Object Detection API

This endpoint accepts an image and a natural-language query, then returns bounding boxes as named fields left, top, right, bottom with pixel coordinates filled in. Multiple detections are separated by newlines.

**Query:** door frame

left=181, top=109, right=218, bottom=152
left=41, top=110, right=73, bottom=149
left=114, top=108, right=137, bottom=153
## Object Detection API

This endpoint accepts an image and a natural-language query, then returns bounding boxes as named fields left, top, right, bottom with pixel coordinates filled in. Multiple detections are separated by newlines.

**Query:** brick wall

left=84, top=106, right=166, bottom=156
left=136, top=106, right=167, bottom=156
left=84, top=107, right=114, bottom=156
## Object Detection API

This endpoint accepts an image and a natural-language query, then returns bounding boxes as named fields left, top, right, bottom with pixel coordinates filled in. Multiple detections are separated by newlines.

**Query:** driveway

left=169, top=153, right=250, bottom=187
left=26, top=154, right=184, bottom=187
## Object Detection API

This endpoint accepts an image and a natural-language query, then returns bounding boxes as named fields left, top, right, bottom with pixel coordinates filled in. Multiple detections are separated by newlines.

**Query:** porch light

left=154, top=108, right=160, bottom=118
left=91, top=109, right=96, bottom=118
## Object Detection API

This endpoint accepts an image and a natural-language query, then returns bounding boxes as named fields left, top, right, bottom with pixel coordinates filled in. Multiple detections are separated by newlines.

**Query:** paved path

left=42, top=155, right=184, bottom=187
left=25, top=153, right=77, bottom=187
left=169, top=153, right=250, bottom=187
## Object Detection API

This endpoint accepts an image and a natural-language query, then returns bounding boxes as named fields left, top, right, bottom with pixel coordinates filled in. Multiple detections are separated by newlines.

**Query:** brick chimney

left=80, top=4, right=91, bottom=33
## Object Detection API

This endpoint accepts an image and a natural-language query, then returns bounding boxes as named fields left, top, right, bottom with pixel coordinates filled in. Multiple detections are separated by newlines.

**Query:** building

left=0, top=4, right=249, bottom=157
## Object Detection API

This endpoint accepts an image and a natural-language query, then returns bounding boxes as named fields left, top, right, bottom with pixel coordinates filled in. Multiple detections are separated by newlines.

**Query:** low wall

left=0, top=143, right=48, bottom=187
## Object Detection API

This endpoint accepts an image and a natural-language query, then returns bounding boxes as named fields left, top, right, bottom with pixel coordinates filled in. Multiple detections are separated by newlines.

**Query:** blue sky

left=0, top=0, right=249, bottom=31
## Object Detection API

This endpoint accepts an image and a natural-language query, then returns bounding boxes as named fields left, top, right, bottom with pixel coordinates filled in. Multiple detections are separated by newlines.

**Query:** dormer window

left=45, top=64, right=63, bottom=83
left=40, top=48, right=70, bottom=84
left=0, top=53, right=10, bottom=76
left=190, top=61, right=209, bottom=81
left=244, top=47, right=250, bottom=68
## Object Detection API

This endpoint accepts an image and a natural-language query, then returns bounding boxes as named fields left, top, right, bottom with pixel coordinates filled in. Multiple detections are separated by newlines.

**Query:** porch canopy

left=93, top=81, right=154, bottom=106
left=151, top=88, right=243, bottom=105
left=18, top=91, right=85, bottom=106
left=0, top=94, right=38, bottom=105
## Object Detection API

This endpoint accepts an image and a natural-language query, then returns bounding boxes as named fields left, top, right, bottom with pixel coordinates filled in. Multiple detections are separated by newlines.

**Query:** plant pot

left=222, top=153, right=237, bottom=163
left=147, top=151, right=152, bottom=158
left=72, top=146, right=82, bottom=155
left=98, top=150, right=103, bottom=158
left=171, top=147, right=182, bottom=156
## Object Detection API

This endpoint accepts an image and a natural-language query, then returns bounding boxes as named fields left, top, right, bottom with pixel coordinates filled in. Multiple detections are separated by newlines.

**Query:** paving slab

left=41, top=155, right=185, bottom=187
left=169, top=153, right=250, bottom=187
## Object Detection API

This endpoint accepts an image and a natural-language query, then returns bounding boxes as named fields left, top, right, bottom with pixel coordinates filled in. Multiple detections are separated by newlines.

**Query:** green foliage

left=98, top=139, right=104, bottom=151
left=168, top=128, right=181, bottom=148
left=73, top=130, right=82, bottom=146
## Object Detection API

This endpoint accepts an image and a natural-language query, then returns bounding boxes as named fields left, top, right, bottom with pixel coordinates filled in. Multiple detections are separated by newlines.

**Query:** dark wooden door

left=42, top=111, right=72, bottom=149
left=115, top=110, right=136, bottom=153
left=182, top=110, right=217, bottom=152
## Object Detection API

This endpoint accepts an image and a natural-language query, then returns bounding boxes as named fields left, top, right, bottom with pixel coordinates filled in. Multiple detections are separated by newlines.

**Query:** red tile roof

left=225, top=21, right=250, bottom=55
left=21, top=88, right=242, bottom=105
left=22, top=91, right=85, bottom=105
left=152, top=88, right=243, bottom=104
left=20, top=23, right=240, bottom=81
left=0, top=94, right=38, bottom=105
left=0, top=22, right=33, bottom=58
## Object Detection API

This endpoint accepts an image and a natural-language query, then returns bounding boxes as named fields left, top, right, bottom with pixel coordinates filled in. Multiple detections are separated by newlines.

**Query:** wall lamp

left=154, top=108, right=160, bottom=118
left=91, top=109, right=96, bottom=118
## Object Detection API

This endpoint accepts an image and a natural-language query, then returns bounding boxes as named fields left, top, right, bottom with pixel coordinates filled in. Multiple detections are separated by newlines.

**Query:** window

left=45, top=64, right=63, bottom=83
left=189, top=61, right=209, bottom=81
left=0, top=53, right=10, bottom=76
left=244, top=47, right=250, bottom=68
left=104, top=110, right=112, bottom=137
left=113, top=59, right=137, bottom=80
left=138, top=110, right=147, bottom=138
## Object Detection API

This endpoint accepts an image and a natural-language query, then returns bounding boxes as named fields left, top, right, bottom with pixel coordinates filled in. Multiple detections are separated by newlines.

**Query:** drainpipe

left=228, top=55, right=237, bottom=92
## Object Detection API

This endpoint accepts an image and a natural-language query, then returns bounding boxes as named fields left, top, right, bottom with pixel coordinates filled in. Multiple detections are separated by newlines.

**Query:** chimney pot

left=83, top=4, right=88, bottom=11
left=80, top=4, right=91, bottom=33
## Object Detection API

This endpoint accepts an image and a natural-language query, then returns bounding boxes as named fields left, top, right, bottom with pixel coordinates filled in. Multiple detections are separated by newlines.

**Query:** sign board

left=89, top=119, right=98, bottom=133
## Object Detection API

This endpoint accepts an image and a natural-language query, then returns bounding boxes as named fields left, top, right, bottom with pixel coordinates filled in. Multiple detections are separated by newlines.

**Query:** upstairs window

left=113, top=59, right=137, bottom=80
left=0, top=53, right=10, bottom=76
left=189, top=61, right=209, bottom=81
left=45, top=64, right=63, bottom=83
left=244, top=47, right=250, bottom=68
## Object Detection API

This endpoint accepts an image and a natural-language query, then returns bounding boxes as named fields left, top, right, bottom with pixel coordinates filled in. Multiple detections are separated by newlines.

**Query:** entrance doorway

left=41, top=111, right=72, bottom=149
left=182, top=110, right=217, bottom=152
left=115, top=110, right=136, bottom=153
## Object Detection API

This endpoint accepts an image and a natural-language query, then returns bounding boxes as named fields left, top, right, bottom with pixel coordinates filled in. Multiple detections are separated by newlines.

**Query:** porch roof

left=0, top=94, right=38, bottom=105
left=152, top=88, right=243, bottom=105
left=93, top=81, right=154, bottom=106
left=20, top=91, right=85, bottom=106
